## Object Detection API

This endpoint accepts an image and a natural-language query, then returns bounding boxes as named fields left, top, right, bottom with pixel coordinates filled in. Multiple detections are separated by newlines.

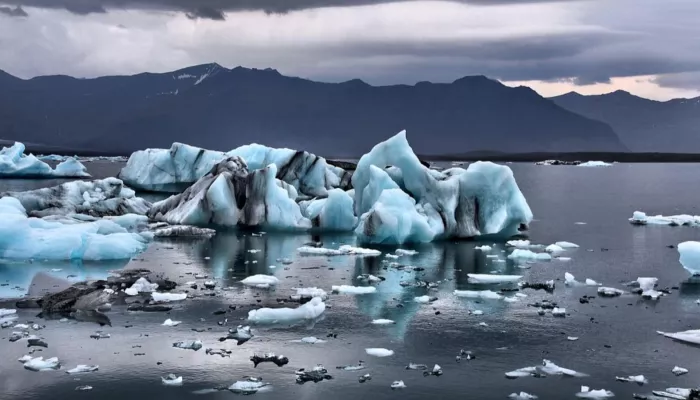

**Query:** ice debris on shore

left=0, top=142, right=90, bottom=178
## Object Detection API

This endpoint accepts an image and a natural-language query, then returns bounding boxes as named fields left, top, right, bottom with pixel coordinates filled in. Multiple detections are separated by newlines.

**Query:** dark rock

left=520, top=281, right=555, bottom=293
left=295, top=367, right=333, bottom=384
left=27, top=338, right=48, bottom=348
left=251, top=353, right=289, bottom=368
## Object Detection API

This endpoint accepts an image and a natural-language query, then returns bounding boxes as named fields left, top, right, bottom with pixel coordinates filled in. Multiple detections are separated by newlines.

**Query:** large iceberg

left=299, top=188, right=357, bottom=231
left=0, top=196, right=151, bottom=261
left=120, top=142, right=351, bottom=197
left=353, top=131, right=532, bottom=244
left=2, top=178, right=150, bottom=218
left=148, top=158, right=311, bottom=230
left=0, top=142, right=90, bottom=178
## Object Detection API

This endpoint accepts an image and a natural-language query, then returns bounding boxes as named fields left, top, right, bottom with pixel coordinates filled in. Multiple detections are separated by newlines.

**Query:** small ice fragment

left=406, top=363, right=428, bottom=370
left=336, top=363, right=365, bottom=371
left=357, top=274, right=382, bottom=282
left=453, top=290, right=503, bottom=300
left=567, top=337, right=579, bottom=341
left=89, top=332, right=110, bottom=340
left=248, top=297, right=325, bottom=324
left=228, top=377, right=270, bottom=394
left=371, top=319, right=395, bottom=325
left=125, top=277, right=158, bottom=295
left=163, top=319, right=181, bottom=327
left=365, top=348, right=394, bottom=357
left=505, top=367, right=538, bottom=379
left=395, top=249, right=418, bottom=256
left=414, top=295, right=436, bottom=303
left=17, top=355, right=33, bottom=363
left=557, top=257, right=572, bottom=261
left=475, top=245, right=492, bottom=251
left=472, top=310, right=484, bottom=315
left=509, top=392, right=538, bottom=400
left=298, top=245, right=381, bottom=256
left=585, top=279, right=600, bottom=286
left=66, top=365, right=99, bottom=374
left=172, top=340, right=202, bottom=351
left=151, top=292, right=187, bottom=303
left=358, top=373, right=371, bottom=383
left=552, top=307, right=567, bottom=317
left=555, top=241, right=579, bottom=248
left=391, top=380, right=406, bottom=389
left=597, top=287, right=624, bottom=297
left=292, top=287, right=328, bottom=300
left=575, top=222, right=587, bottom=225
left=467, top=274, right=522, bottom=284
left=657, top=329, right=700, bottom=345
left=576, top=386, right=614, bottom=398
left=14, top=323, right=29, bottom=329
left=203, top=280, right=216, bottom=289
left=507, top=240, right=531, bottom=248
left=251, top=353, right=289, bottom=368
left=615, top=375, right=647, bottom=384
left=22, top=356, right=61, bottom=371
left=194, top=274, right=207, bottom=279
left=332, top=285, right=376, bottom=294
left=51, top=268, right=63, bottom=272
left=478, top=322, right=488, bottom=327
left=672, top=366, right=688, bottom=376
left=75, top=386, right=93, bottom=391
left=565, top=272, right=577, bottom=285
left=162, top=374, right=183, bottom=386
left=293, top=336, right=326, bottom=344
left=423, top=364, right=443, bottom=377
left=241, top=275, right=279, bottom=287
left=508, top=249, right=552, bottom=261
left=540, top=360, right=586, bottom=377
left=545, top=244, right=565, bottom=253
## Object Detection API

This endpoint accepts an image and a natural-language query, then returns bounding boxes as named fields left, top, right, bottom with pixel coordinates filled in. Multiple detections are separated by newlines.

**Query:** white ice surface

left=151, top=292, right=187, bottom=302
left=365, top=348, right=394, bottom=357
left=66, top=365, right=99, bottom=374
left=332, top=285, right=377, bottom=295
left=453, top=290, right=503, bottom=300
left=658, top=329, right=700, bottom=345
left=0, top=142, right=90, bottom=178
left=298, top=245, right=381, bottom=256
left=578, top=161, right=612, bottom=167
left=241, top=275, right=280, bottom=287
left=162, top=319, right=182, bottom=327
left=678, top=241, right=700, bottom=275
left=247, top=297, right=326, bottom=324
left=22, top=356, right=61, bottom=371
left=576, top=386, right=614, bottom=398
left=467, top=274, right=522, bottom=284
left=508, top=249, right=552, bottom=261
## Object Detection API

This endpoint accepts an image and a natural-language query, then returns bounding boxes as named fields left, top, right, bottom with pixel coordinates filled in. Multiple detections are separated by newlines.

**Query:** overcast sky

left=1, top=0, right=698, bottom=100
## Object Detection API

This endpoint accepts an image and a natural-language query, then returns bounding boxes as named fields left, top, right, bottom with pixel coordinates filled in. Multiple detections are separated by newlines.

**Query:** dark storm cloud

left=3, top=0, right=584, bottom=17
left=0, top=5, right=27, bottom=16
left=653, top=72, right=700, bottom=91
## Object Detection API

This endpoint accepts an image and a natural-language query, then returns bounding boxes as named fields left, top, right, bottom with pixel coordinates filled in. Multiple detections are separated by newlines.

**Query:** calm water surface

left=2, top=161, right=700, bottom=399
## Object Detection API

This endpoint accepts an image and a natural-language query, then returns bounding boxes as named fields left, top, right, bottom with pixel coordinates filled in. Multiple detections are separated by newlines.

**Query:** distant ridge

left=0, top=63, right=626, bottom=156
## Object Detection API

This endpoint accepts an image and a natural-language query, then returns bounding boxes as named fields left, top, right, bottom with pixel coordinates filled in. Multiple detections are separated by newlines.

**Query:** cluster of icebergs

left=0, top=131, right=535, bottom=260
left=0, top=142, right=90, bottom=178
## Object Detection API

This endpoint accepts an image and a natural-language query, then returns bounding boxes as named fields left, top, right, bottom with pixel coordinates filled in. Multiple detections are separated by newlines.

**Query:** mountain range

left=0, top=63, right=695, bottom=156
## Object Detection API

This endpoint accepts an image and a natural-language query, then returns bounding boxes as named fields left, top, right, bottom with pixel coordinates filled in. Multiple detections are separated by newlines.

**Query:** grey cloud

left=0, top=5, right=28, bottom=16
left=4, top=0, right=584, bottom=18
left=653, top=72, right=700, bottom=91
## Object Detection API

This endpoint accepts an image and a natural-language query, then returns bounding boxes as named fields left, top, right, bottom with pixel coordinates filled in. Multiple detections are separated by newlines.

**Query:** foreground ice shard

left=353, top=131, right=532, bottom=244
left=0, top=142, right=90, bottom=178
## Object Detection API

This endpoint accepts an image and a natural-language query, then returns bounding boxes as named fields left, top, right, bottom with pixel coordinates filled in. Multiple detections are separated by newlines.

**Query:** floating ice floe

left=598, top=287, right=624, bottom=297
left=551, top=307, right=566, bottom=317
left=475, top=245, right=492, bottom=251
left=507, top=240, right=534, bottom=248
left=556, top=241, right=579, bottom=248
left=172, top=340, right=202, bottom=351
left=509, top=393, right=538, bottom=400
left=151, top=292, right=187, bottom=302
left=406, top=363, right=428, bottom=370
left=453, top=290, right=503, bottom=300
left=357, top=274, right=383, bottom=283
left=577, top=161, right=612, bottom=167
left=678, top=242, right=700, bottom=276
left=22, top=356, right=61, bottom=371
left=505, top=367, right=538, bottom=379
left=545, top=244, right=565, bottom=253
left=540, top=360, right=587, bottom=377
left=0, top=309, right=16, bottom=317
left=0, top=142, right=90, bottom=178
left=567, top=337, right=579, bottom=341
left=295, top=365, right=332, bottom=384
left=672, top=366, right=688, bottom=376
left=365, top=348, right=394, bottom=357
left=162, top=374, right=183, bottom=386
left=241, top=275, right=279, bottom=288
left=657, top=329, right=700, bottom=345
left=163, top=319, right=181, bottom=327
left=615, top=375, right=647, bottom=384
left=0, top=196, right=152, bottom=261
left=298, top=245, right=381, bottom=256
left=414, top=295, right=437, bottom=303
left=629, top=211, right=700, bottom=227
left=292, top=287, right=328, bottom=301
left=228, top=377, right=270, bottom=394
left=125, top=277, right=158, bottom=295
left=508, top=249, right=552, bottom=262
left=564, top=273, right=599, bottom=286
left=637, top=277, right=662, bottom=299
left=371, top=319, right=395, bottom=325
left=467, top=274, right=522, bottom=284
left=391, top=381, right=406, bottom=389
left=395, top=249, right=418, bottom=256
left=66, top=365, right=99, bottom=374
left=332, top=285, right=377, bottom=295
left=292, top=337, right=326, bottom=344
left=247, top=297, right=326, bottom=324
left=219, top=325, right=253, bottom=345
left=576, top=386, right=614, bottom=398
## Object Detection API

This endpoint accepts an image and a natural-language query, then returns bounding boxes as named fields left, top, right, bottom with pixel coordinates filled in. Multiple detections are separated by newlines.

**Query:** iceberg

left=22, top=356, right=61, bottom=371
left=352, top=131, right=532, bottom=244
left=0, top=197, right=151, bottom=261
left=299, top=188, right=357, bottom=231
left=247, top=297, right=326, bottom=324
left=467, top=274, right=522, bottom=284
left=3, top=178, right=150, bottom=218
left=678, top=242, right=700, bottom=275
left=0, top=142, right=90, bottom=178
left=629, top=211, right=700, bottom=226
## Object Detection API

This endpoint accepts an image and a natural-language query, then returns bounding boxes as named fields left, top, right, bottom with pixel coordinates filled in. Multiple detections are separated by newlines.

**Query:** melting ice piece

left=423, top=364, right=443, bottom=377
left=406, top=363, right=428, bottom=370
left=358, top=373, right=371, bottom=383
left=247, top=297, right=326, bottom=324
left=163, top=319, right=182, bottom=327
left=371, top=319, right=395, bottom=325
left=545, top=244, right=565, bottom=253
left=66, top=365, right=99, bottom=374
left=151, top=292, right=187, bottom=302
left=575, top=386, right=614, bottom=398
left=336, top=363, right=366, bottom=371
left=568, top=337, right=579, bottom=341
left=615, top=375, right=647, bottom=384
left=629, top=211, right=700, bottom=227
left=453, top=290, right=503, bottom=300
left=414, top=295, right=437, bottom=303
left=250, top=353, right=289, bottom=368
left=332, top=285, right=377, bottom=295
left=505, top=367, right=538, bottom=379
left=395, top=249, right=418, bottom=256
left=125, top=277, right=158, bottom=295
left=467, top=274, right=522, bottom=284
left=172, top=340, right=203, bottom=351
left=75, top=386, right=93, bottom=391
left=678, top=242, right=700, bottom=275
left=357, top=274, right=383, bottom=282
left=0, top=142, right=90, bottom=178
left=585, top=279, right=600, bottom=286
left=391, top=381, right=406, bottom=389
left=672, top=366, right=688, bottom=376
left=228, top=377, right=270, bottom=394
left=219, top=325, right=253, bottom=345
left=598, top=287, right=624, bottom=297
left=292, top=337, right=326, bottom=344
left=551, top=308, right=566, bottom=317
left=475, top=245, right=492, bottom=251
left=292, top=287, right=328, bottom=300
left=22, top=356, right=61, bottom=371
left=162, top=374, right=183, bottom=386
left=509, top=393, right=538, bottom=400
left=508, top=250, right=552, bottom=262
left=578, top=161, right=612, bottom=167
left=657, top=329, right=700, bottom=345
left=297, top=245, right=382, bottom=256
left=365, top=348, right=394, bottom=357
left=241, top=275, right=279, bottom=288
left=540, top=360, right=587, bottom=377
left=555, top=241, right=579, bottom=248
left=507, top=240, right=533, bottom=248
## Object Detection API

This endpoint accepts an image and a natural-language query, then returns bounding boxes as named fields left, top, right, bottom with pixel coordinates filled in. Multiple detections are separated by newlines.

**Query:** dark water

left=2, top=162, right=700, bottom=399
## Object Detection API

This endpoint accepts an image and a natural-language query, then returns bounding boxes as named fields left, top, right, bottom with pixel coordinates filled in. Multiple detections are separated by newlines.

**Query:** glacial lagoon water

left=2, top=161, right=700, bottom=399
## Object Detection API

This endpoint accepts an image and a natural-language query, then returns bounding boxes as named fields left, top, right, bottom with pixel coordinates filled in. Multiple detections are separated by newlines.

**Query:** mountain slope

left=551, top=90, right=700, bottom=153
left=0, top=65, right=626, bottom=156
